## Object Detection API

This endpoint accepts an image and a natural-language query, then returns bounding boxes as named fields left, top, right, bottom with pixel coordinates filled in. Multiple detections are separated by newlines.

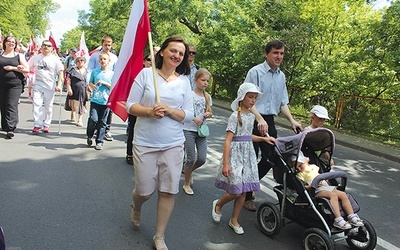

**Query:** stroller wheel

left=302, top=228, right=334, bottom=250
left=345, top=218, right=377, bottom=250
left=257, top=202, right=282, bottom=237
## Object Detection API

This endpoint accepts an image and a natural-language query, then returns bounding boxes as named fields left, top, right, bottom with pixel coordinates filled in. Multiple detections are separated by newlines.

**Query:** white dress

left=214, top=111, right=260, bottom=194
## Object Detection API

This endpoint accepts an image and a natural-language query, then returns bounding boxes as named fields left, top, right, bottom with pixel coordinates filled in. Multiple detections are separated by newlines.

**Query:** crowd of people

left=1, top=34, right=356, bottom=250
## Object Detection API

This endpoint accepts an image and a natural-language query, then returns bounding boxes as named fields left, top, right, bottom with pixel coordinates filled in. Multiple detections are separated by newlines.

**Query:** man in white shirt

left=28, top=40, right=64, bottom=133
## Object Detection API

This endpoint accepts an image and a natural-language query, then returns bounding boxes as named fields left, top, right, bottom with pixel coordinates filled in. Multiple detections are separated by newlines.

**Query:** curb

left=212, top=100, right=400, bottom=163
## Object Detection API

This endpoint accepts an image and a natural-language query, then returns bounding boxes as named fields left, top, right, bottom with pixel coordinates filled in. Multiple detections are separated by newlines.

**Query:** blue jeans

left=86, top=102, right=110, bottom=144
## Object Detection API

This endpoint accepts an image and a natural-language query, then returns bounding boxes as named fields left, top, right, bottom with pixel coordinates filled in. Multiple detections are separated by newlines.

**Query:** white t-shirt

left=183, top=91, right=213, bottom=132
left=126, top=68, right=194, bottom=147
left=28, top=54, right=64, bottom=90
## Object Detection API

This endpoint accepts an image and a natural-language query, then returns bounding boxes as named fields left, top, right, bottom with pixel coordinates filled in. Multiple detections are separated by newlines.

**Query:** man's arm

left=280, top=104, right=302, bottom=133
left=55, top=70, right=64, bottom=92
left=250, top=106, right=268, bottom=136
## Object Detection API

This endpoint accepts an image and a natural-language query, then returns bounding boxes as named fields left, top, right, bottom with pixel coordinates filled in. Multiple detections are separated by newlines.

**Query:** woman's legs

left=131, top=189, right=152, bottom=227
left=155, top=191, right=175, bottom=237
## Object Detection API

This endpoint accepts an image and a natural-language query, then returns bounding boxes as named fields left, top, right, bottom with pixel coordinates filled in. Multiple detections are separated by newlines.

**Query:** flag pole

left=148, top=32, right=160, bottom=103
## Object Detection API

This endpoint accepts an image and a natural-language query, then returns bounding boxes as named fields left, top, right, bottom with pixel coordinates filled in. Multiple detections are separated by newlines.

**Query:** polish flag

left=27, top=35, right=38, bottom=52
left=89, top=46, right=102, bottom=56
left=48, top=31, right=59, bottom=53
left=77, top=31, right=90, bottom=65
left=107, top=0, right=151, bottom=121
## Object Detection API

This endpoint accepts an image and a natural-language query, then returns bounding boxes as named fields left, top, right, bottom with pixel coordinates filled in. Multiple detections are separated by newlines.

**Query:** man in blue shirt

left=244, top=40, right=302, bottom=211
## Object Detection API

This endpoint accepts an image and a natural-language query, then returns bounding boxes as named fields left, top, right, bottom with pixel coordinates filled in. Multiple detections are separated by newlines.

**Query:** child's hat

left=310, top=105, right=330, bottom=120
left=230, top=82, right=263, bottom=111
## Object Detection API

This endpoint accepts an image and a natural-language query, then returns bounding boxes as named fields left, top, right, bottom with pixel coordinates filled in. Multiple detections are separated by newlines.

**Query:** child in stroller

left=256, top=127, right=377, bottom=250
left=295, top=150, right=364, bottom=230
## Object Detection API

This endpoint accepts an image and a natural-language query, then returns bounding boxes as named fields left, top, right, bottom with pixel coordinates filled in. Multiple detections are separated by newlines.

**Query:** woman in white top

left=126, top=35, right=194, bottom=250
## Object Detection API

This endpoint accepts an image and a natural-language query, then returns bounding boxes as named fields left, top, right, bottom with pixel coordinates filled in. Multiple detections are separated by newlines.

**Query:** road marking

left=207, top=147, right=399, bottom=250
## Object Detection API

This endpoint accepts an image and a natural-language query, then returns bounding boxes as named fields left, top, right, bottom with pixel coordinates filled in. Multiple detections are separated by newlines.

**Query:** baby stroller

left=256, top=128, right=377, bottom=250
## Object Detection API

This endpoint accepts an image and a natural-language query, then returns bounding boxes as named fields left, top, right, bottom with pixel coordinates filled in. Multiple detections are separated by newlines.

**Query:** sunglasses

left=189, top=51, right=196, bottom=55
left=144, top=58, right=151, bottom=61
left=42, top=44, right=52, bottom=48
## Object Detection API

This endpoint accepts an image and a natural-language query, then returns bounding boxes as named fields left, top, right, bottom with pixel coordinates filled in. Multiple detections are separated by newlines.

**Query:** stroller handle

left=310, top=170, right=347, bottom=190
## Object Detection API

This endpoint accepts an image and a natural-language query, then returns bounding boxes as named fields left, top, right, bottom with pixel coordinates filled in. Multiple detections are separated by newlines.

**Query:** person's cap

left=310, top=105, right=330, bottom=120
left=71, top=48, right=78, bottom=53
left=292, top=150, right=309, bottom=163
left=230, top=82, right=262, bottom=111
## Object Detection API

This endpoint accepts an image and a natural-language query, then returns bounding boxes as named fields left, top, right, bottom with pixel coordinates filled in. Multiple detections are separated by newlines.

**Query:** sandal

left=348, top=214, right=364, bottom=227
left=333, top=216, right=351, bottom=230
left=126, top=155, right=133, bottom=165
left=130, top=203, right=141, bottom=227
left=243, top=200, right=256, bottom=212
left=153, top=235, right=168, bottom=250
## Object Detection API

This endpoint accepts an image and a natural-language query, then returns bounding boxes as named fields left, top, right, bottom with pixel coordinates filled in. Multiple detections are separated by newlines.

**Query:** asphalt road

left=0, top=92, right=399, bottom=249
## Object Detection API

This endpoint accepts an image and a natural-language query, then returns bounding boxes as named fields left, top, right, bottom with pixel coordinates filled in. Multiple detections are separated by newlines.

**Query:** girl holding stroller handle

left=213, top=83, right=276, bottom=234
left=295, top=151, right=364, bottom=230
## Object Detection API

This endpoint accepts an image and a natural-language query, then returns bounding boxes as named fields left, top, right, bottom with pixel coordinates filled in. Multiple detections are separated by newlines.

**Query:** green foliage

left=60, top=0, right=400, bottom=144
left=0, top=0, right=59, bottom=40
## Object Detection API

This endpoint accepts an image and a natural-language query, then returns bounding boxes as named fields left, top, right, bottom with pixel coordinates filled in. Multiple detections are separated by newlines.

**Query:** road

left=0, top=92, right=399, bottom=249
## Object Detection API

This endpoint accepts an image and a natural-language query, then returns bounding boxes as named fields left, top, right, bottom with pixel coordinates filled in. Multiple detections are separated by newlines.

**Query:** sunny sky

left=46, top=0, right=90, bottom=45
left=45, top=0, right=391, bottom=46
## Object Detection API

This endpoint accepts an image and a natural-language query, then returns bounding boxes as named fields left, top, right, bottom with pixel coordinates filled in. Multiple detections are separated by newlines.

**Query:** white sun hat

left=230, top=83, right=263, bottom=111
left=310, top=105, right=330, bottom=120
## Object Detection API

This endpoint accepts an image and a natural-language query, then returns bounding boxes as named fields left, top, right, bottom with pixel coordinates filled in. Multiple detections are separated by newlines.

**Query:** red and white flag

left=107, top=0, right=151, bottom=121
left=77, top=31, right=90, bottom=65
left=27, top=35, right=38, bottom=52
left=89, top=46, right=102, bottom=56
left=48, top=31, right=59, bottom=53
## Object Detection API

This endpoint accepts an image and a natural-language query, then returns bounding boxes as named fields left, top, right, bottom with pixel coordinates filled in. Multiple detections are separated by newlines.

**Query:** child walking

left=212, top=83, right=276, bottom=234
left=182, top=68, right=213, bottom=195
left=295, top=151, right=364, bottom=229
left=86, top=52, right=114, bottom=150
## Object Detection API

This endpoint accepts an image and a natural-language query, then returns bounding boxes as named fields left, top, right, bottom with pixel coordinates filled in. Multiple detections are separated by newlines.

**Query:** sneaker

left=105, top=132, right=113, bottom=141
left=87, top=137, right=93, bottom=146
left=348, top=214, right=364, bottom=227
left=6, top=131, right=14, bottom=139
left=42, top=127, right=50, bottom=133
left=32, top=127, right=41, bottom=133
left=333, top=216, right=352, bottom=230
left=95, top=143, right=103, bottom=150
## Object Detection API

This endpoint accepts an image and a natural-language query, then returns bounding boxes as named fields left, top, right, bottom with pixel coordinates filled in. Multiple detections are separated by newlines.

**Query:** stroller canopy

left=274, top=128, right=335, bottom=165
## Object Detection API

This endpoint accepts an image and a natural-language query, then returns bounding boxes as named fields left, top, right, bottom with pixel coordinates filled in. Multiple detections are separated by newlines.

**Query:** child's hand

left=264, top=137, right=276, bottom=145
left=89, top=83, right=97, bottom=90
left=204, top=112, right=212, bottom=118
left=193, top=117, right=203, bottom=126
left=222, top=164, right=230, bottom=177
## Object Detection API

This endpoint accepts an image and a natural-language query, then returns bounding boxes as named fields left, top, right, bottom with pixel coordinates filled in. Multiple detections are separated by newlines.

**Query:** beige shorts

left=133, top=144, right=184, bottom=196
